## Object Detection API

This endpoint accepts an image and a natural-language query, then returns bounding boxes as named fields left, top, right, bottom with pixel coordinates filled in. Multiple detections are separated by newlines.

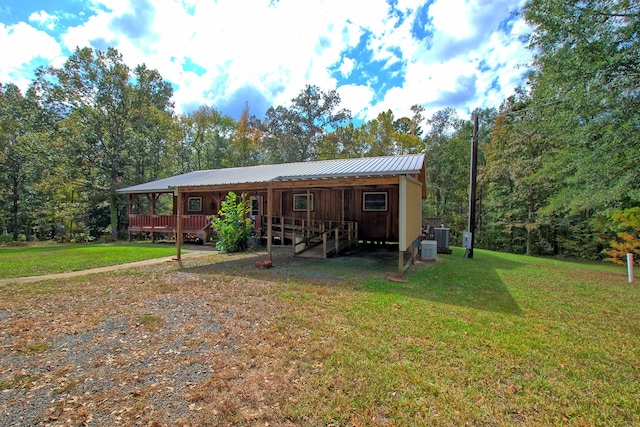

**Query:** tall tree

left=230, top=103, right=261, bottom=166
left=395, top=105, right=425, bottom=155
left=0, top=84, right=41, bottom=240
left=480, top=92, right=552, bottom=254
left=32, top=47, right=174, bottom=239
left=31, top=107, right=94, bottom=241
left=356, top=110, right=393, bottom=157
left=523, top=0, right=640, bottom=214
left=263, top=85, right=350, bottom=162
left=179, top=105, right=236, bottom=170
left=129, top=64, right=178, bottom=184
left=317, top=123, right=366, bottom=159
left=423, top=108, right=465, bottom=217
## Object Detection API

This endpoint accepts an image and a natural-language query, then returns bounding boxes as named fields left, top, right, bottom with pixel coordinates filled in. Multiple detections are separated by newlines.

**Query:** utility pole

left=465, top=115, right=479, bottom=258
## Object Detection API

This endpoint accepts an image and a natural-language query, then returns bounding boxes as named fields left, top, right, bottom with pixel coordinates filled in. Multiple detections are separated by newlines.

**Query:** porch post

left=150, top=193, right=157, bottom=243
left=267, top=185, right=273, bottom=261
left=175, top=187, right=182, bottom=261
left=128, top=194, right=134, bottom=242
left=306, top=189, right=311, bottom=237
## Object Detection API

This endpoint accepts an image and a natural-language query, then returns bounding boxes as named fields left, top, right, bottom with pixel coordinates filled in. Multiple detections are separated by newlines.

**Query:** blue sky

left=0, top=0, right=532, bottom=123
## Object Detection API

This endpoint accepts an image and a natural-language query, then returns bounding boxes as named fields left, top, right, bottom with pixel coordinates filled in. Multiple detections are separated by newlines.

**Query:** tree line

left=1, top=0, right=638, bottom=263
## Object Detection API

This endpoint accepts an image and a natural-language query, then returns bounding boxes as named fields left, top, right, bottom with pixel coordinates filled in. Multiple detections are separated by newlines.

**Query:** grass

left=137, top=313, right=163, bottom=331
left=0, top=374, right=42, bottom=390
left=21, top=341, right=51, bottom=355
left=0, top=243, right=179, bottom=279
left=0, top=245, right=638, bottom=425
left=272, top=248, right=640, bottom=426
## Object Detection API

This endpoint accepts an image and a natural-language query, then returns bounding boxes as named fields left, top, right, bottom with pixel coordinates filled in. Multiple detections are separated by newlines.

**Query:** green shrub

left=210, top=192, right=253, bottom=253
left=0, top=232, right=13, bottom=245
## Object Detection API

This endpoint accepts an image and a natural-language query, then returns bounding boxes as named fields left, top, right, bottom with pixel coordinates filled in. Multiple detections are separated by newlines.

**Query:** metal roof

left=117, top=154, right=425, bottom=194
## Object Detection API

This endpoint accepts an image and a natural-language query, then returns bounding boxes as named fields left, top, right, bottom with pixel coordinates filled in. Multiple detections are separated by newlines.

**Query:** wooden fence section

left=422, top=216, right=443, bottom=240
left=128, top=214, right=211, bottom=240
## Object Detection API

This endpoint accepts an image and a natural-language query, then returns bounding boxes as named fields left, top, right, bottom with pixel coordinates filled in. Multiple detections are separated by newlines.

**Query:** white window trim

left=363, top=191, right=388, bottom=212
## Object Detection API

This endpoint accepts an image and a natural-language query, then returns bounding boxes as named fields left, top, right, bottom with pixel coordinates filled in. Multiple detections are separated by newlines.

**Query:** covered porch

left=118, top=155, right=427, bottom=272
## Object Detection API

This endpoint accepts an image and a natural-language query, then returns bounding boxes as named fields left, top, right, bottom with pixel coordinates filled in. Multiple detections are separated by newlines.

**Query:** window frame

left=250, top=197, right=260, bottom=217
left=363, top=191, right=388, bottom=212
left=187, top=196, right=203, bottom=212
left=293, top=193, right=314, bottom=212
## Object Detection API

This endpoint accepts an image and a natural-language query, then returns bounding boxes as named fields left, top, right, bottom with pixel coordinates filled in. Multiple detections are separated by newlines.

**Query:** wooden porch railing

left=262, top=216, right=350, bottom=244
left=291, top=220, right=358, bottom=258
left=318, top=221, right=358, bottom=258
left=129, top=214, right=210, bottom=230
left=128, top=215, right=212, bottom=242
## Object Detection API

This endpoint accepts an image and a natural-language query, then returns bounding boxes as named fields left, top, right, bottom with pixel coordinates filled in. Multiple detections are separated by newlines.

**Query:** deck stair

left=292, top=220, right=358, bottom=259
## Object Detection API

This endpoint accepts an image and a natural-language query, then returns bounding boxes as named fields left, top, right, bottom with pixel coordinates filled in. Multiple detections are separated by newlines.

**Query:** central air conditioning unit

left=434, top=227, right=452, bottom=254
left=421, top=240, right=437, bottom=260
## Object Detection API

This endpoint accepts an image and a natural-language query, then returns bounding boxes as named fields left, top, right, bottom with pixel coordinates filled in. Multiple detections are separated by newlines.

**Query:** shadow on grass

left=179, top=245, right=397, bottom=284
left=363, top=247, right=524, bottom=315
left=180, top=245, right=524, bottom=316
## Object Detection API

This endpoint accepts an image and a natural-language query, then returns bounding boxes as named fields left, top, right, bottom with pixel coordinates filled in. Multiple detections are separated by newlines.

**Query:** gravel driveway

left=0, top=251, right=306, bottom=426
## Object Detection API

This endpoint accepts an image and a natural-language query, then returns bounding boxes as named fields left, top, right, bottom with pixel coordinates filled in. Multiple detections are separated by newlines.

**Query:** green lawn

left=274, top=248, right=640, bottom=425
left=0, top=244, right=637, bottom=425
left=0, top=243, right=179, bottom=279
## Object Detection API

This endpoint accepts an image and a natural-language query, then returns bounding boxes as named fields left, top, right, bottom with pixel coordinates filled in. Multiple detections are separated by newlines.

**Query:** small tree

left=604, top=207, right=640, bottom=266
left=211, top=192, right=252, bottom=253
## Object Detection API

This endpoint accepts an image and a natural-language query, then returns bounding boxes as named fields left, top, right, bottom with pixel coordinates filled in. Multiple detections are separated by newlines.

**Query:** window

left=250, top=197, right=259, bottom=217
left=293, top=193, right=314, bottom=211
left=187, top=197, right=202, bottom=212
left=363, top=192, right=387, bottom=211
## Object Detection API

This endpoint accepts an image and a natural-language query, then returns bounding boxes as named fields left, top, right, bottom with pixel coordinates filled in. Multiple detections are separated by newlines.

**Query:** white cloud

left=339, top=57, right=355, bottom=78
left=0, top=22, right=62, bottom=91
left=61, top=11, right=115, bottom=50
left=336, top=84, right=375, bottom=121
left=429, top=0, right=474, bottom=39
left=28, top=10, right=58, bottom=31
left=0, top=0, right=531, bottom=121
left=365, top=0, right=532, bottom=120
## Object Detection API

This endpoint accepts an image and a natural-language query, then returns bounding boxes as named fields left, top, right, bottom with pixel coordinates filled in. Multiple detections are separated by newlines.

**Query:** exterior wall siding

left=132, top=184, right=406, bottom=244
left=278, top=187, right=400, bottom=242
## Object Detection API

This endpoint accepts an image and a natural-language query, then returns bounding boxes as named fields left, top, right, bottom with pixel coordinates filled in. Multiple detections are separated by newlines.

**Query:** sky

left=0, top=0, right=532, bottom=124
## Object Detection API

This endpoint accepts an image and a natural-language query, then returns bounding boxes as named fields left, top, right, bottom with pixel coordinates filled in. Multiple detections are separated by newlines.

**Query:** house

left=117, top=154, right=426, bottom=272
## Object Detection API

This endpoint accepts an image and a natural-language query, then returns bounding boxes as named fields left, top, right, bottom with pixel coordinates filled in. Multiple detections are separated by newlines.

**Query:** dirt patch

left=0, top=250, right=313, bottom=426
left=0, top=246, right=404, bottom=426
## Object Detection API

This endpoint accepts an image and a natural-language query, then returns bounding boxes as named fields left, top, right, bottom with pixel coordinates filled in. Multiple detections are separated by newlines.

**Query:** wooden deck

left=128, top=213, right=358, bottom=258
left=257, top=216, right=358, bottom=258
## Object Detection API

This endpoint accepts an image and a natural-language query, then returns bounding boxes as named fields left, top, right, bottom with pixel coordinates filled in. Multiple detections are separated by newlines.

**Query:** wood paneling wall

left=162, top=184, right=406, bottom=243
left=277, top=187, right=400, bottom=241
